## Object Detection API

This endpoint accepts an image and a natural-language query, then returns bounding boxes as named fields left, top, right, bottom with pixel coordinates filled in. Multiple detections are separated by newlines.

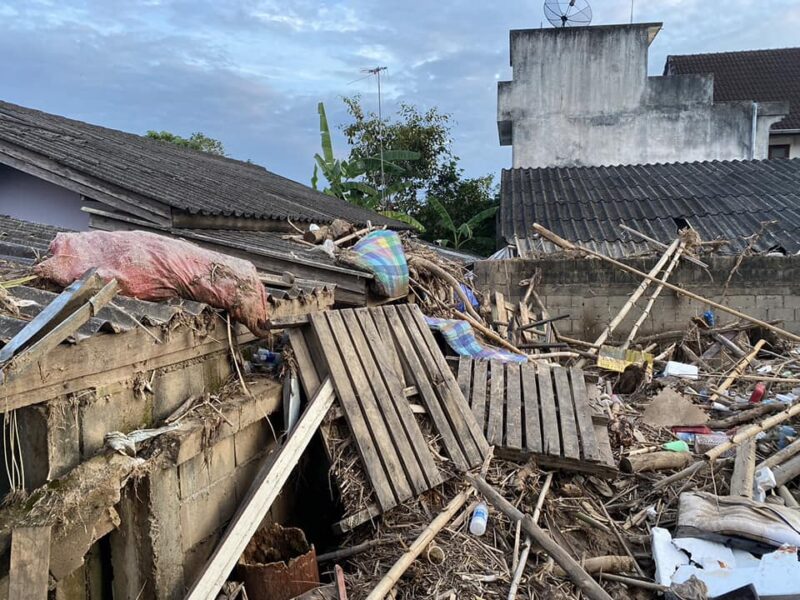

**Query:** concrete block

left=756, top=295, right=784, bottom=308
left=768, top=307, right=796, bottom=324
left=148, top=467, right=185, bottom=598
left=46, top=400, right=81, bottom=480
left=208, top=434, right=236, bottom=485
left=152, top=360, right=206, bottom=421
left=202, top=352, right=232, bottom=393
left=180, top=474, right=238, bottom=551
left=178, top=452, right=211, bottom=500
left=80, top=388, right=152, bottom=457
left=233, top=452, right=265, bottom=501
left=182, top=531, right=221, bottom=591
left=234, top=420, right=270, bottom=466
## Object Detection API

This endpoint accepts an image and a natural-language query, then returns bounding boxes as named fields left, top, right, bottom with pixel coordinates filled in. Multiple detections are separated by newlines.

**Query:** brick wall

left=473, top=255, right=800, bottom=341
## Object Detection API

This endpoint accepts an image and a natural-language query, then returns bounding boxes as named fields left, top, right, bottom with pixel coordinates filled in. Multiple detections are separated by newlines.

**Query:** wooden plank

left=505, top=363, right=523, bottom=450
left=309, top=314, right=396, bottom=510
left=730, top=438, right=756, bottom=498
left=537, top=365, right=560, bottom=456
left=342, top=309, right=435, bottom=494
left=493, top=291, right=508, bottom=339
left=552, top=366, right=580, bottom=460
left=9, top=526, right=51, bottom=600
left=325, top=311, right=413, bottom=504
left=381, top=306, right=469, bottom=471
left=569, top=367, right=600, bottom=462
left=185, top=377, right=336, bottom=600
left=369, top=308, right=407, bottom=386
left=593, top=416, right=615, bottom=468
left=288, top=328, right=322, bottom=398
left=522, top=363, right=542, bottom=453
left=471, top=360, right=488, bottom=430
left=487, top=360, right=505, bottom=446
left=355, top=309, right=441, bottom=488
left=402, top=305, right=489, bottom=457
left=457, top=357, right=472, bottom=401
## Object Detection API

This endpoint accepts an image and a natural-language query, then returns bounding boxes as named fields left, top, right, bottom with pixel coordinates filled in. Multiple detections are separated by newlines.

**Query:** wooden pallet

left=457, top=358, right=616, bottom=476
left=291, top=305, right=489, bottom=525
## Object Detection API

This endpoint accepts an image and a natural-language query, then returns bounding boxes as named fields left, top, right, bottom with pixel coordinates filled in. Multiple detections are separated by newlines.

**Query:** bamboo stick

left=553, top=556, right=636, bottom=578
left=708, top=339, right=766, bottom=403
left=508, top=472, right=553, bottom=600
left=706, top=401, right=800, bottom=461
left=409, top=256, right=482, bottom=322
left=365, top=490, right=471, bottom=600
left=757, top=437, right=800, bottom=472
left=453, top=309, right=527, bottom=356
left=618, top=223, right=708, bottom=268
left=468, top=476, right=613, bottom=600
left=532, top=223, right=800, bottom=344
left=623, top=242, right=685, bottom=349
left=576, top=238, right=680, bottom=368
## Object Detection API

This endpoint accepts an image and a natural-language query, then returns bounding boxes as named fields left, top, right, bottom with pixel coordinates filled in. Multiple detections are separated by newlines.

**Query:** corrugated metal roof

left=501, top=158, right=800, bottom=258
left=0, top=100, right=405, bottom=228
left=0, top=215, right=68, bottom=264
left=666, top=48, right=800, bottom=131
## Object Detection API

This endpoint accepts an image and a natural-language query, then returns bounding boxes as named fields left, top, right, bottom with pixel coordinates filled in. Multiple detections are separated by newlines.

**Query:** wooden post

left=185, top=378, right=336, bottom=600
left=620, top=451, right=694, bottom=473
left=9, top=526, right=51, bottom=600
left=730, top=439, right=756, bottom=498
left=532, top=223, right=800, bottom=344
left=468, top=476, right=613, bottom=600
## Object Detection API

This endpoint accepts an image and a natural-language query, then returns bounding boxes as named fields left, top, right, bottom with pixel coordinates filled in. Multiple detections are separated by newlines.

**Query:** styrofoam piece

left=664, top=361, right=699, bottom=379
left=652, top=527, right=689, bottom=587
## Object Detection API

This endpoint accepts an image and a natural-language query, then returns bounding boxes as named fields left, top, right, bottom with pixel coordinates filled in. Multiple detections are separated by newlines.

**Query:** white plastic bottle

left=469, top=502, right=489, bottom=536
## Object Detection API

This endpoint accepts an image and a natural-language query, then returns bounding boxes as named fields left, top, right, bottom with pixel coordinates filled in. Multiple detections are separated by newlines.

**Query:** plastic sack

left=35, top=230, right=269, bottom=335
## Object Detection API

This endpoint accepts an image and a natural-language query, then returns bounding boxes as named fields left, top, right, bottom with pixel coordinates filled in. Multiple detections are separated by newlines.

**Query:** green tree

left=415, top=161, right=499, bottom=255
left=341, top=96, right=452, bottom=213
left=146, top=130, right=226, bottom=156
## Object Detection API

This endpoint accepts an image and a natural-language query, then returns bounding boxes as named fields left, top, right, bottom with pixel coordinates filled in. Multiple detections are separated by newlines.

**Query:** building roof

left=500, top=158, right=800, bottom=258
left=0, top=100, right=402, bottom=228
left=0, top=214, right=69, bottom=264
left=666, top=48, right=800, bottom=131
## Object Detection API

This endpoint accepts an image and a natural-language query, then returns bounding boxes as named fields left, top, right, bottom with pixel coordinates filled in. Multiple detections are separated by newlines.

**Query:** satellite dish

left=544, top=0, right=593, bottom=28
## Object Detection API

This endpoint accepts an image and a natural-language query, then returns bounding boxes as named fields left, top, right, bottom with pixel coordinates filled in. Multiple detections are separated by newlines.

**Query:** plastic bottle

left=469, top=503, right=489, bottom=536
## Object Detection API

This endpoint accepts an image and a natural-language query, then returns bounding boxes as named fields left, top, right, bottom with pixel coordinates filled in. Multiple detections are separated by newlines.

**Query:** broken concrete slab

left=642, top=387, right=709, bottom=428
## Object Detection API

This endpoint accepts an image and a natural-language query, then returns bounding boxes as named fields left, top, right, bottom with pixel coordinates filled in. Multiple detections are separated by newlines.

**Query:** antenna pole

left=363, top=66, right=388, bottom=208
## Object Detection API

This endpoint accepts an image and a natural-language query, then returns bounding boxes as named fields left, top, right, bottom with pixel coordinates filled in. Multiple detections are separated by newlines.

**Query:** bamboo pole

left=508, top=472, right=553, bottom=600
left=708, top=339, right=766, bottom=403
left=409, top=256, right=482, bottom=322
left=453, top=309, right=527, bottom=357
left=576, top=238, right=680, bottom=368
left=618, top=223, right=708, bottom=268
left=706, top=400, right=800, bottom=461
left=757, top=437, right=800, bottom=472
left=468, top=476, right=613, bottom=600
left=532, top=223, right=800, bottom=344
left=365, top=490, right=471, bottom=600
left=623, top=242, right=685, bottom=349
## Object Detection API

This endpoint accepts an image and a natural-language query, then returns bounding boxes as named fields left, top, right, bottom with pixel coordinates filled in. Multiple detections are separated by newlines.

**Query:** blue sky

left=2, top=1, right=799, bottom=188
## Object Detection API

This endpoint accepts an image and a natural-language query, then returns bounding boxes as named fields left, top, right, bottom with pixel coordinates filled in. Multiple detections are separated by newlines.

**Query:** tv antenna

left=362, top=66, right=388, bottom=207
left=543, top=0, right=593, bottom=28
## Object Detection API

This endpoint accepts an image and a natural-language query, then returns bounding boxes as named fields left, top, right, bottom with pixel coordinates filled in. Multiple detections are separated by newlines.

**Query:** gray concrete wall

left=497, top=24, right=787, bottom=168
left=474, top=255, right=800, bottom=342
left=770, top=132, right=800, bottom=159
left=0, top=164, right=89, bottom=230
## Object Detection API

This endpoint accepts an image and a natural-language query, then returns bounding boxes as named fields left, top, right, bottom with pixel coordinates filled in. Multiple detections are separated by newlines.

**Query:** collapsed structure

left=2, top=17, right=800, bottom=600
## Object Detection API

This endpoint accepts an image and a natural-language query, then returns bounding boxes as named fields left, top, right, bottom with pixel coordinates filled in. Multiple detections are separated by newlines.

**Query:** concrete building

left=497, top=23, right=788, bottom=169
left=666, top=48, right=800, bottom=160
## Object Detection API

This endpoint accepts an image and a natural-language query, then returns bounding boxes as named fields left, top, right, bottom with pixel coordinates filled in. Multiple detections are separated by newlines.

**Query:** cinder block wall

left=474, top=255, right=800, bottom=341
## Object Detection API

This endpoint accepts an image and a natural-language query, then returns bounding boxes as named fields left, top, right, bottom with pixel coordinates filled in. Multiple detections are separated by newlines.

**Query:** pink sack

left=35, top=230, right=269, bottom=335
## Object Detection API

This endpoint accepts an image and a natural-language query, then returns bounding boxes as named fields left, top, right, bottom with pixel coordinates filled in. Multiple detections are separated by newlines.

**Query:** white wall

left=498, top=24, right=788, bottom=168
left=770, top=133, right=800, bottom=159
left=0, top=164, right=89, bottom=230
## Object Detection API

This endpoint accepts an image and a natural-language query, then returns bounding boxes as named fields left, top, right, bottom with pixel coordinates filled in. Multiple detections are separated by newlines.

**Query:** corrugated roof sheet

left=0, top=100, right=404, bottom=227
left=501, top=158, right=800, bottom=258
left=0, top=214, right=68, bottom=264
left=666, top=48, right=800, bottom=131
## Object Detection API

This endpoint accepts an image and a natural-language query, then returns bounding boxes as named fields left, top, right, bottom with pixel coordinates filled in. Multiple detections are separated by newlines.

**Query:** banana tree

left=312, top=102, right=424, bottom=230
left=428, top=196, right=497, bottom=249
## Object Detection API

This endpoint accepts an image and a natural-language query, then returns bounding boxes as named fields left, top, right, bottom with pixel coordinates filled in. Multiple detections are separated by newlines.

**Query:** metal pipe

left=750, top=101, right=759, bottom=160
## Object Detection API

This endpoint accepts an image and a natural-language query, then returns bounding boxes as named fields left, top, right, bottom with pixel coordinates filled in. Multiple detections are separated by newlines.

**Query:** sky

left=1, top=0, right=799, bottom=189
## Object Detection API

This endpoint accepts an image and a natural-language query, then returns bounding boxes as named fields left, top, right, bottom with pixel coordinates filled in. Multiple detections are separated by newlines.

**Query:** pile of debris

left=3, top=221, right=800, bottom=600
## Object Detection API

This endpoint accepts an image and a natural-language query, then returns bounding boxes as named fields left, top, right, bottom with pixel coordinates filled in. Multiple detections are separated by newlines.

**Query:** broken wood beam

left=8, top=526, right=51, bottom=600
left=730, top=439, right=756, bottom=498
left=772, top=453, right=800, bottom=487
left=365, top=490, right=472, bottom=600
left=707, top=402, right=782, bottom=430
left=709, top=339, right=766, bottom=403
left=757, top=437, right=800, bottom=472
left=532, top=223, right=800, bottom=344
left=468, top=475, right=613, bottom=600
left=553, top=556, right=636, bottom=578
left=185, top=377, right=336, bottom=600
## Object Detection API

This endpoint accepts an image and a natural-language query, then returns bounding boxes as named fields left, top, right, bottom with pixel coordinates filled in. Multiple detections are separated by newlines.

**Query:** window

left=769, top=144, right=791, bottom=159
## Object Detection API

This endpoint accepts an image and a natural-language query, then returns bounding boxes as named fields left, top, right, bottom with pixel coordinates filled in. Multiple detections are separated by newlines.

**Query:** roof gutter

left=750, top=101, right=759, bottom=160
